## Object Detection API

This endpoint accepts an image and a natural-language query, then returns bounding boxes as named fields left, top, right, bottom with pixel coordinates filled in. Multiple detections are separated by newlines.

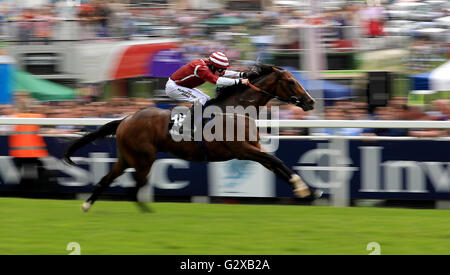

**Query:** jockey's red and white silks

left=166, top=55, right=241, bottom=105
left=165, top=79, right=210, bottom=105
left=170, top=59, right=217, bottom=88
left=169, top=58, right=239, bottom=89
left=216, top=76, right=240, bottom=87
left=209, top=52, right=229, bottom=69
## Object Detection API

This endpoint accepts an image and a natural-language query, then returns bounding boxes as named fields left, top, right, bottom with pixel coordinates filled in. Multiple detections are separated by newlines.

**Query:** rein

left=247, top=81, right=303, bottom=105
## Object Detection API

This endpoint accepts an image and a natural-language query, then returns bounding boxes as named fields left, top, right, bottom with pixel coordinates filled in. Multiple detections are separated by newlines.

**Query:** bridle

left=246, top=77, right=308, bottom=106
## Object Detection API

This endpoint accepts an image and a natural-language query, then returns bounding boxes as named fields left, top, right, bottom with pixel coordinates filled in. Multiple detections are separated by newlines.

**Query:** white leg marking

left=81, top=202, right=92, bottom=212
left=289, top=174, right=311, bottom=198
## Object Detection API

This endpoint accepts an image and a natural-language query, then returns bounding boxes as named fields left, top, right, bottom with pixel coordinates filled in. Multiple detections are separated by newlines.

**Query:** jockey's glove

left=237, top=79, right=249, bottom=86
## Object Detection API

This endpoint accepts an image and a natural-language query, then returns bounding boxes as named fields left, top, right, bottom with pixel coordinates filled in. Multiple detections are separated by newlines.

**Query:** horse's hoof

left=81, top=202, right=92, bottom=212
left=313, top=189, right=324, bottom=199
left=136, top=202, right=153, bottom=214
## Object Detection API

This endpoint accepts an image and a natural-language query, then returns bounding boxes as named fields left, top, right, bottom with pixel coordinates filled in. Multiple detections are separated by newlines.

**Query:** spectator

left=0, top=104, right=16, bottom=134
left=361, top=106, right=409, bottom=136
left=409, top=99, right=449, bottom=137
left=94, top=2, right=111, bottom=38
left=430, top=99, right=450, bottom=120
left=279, top=103, right=310, bottom=136
left=314, top=106, right=347, bottom=136
left=17, top=8, right=34, bottom=42
left=77, top=3, right=96, bottom=39
left=8, top=92, right=55, bottom=194
left=34, top=7, right=55, bottom=43
left=43, top=107, right=82, bottom=134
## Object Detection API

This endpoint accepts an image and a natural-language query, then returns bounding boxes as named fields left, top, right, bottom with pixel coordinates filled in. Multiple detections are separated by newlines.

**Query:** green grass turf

left=1, top=198, right=450, bottom=255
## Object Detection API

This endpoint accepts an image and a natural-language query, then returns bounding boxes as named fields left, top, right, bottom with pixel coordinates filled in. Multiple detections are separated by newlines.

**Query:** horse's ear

left=273, top=66, right=287, bottom=74
left=256, top=55, right=263, bottom=65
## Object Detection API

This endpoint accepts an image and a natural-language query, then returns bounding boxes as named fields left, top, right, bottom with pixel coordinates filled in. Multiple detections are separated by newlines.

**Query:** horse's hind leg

left=129, top=155, right=156, bottom=213
left=131, top=168, right=153, bottom=213
left=81, top=160, right=127, bottom=212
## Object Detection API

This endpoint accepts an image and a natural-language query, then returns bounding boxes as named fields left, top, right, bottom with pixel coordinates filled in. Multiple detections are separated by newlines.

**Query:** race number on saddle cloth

left=166, top=52, right=249, bottom=138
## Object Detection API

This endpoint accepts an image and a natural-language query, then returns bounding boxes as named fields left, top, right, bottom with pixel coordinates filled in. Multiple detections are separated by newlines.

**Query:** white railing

left=0, top=118, right=449, bottom=129
left=264, top=135, right=450, bottom=141
left=0, top=117, right=116, bottom=126
left=256, top=120, right=450, bottom=129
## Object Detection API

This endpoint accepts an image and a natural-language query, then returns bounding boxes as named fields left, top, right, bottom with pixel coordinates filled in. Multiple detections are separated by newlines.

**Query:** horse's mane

left=206, top=64, right=275, bottom=106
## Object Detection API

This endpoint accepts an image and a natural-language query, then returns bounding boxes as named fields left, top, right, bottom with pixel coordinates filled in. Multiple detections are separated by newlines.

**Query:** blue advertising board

left=0, top=136, right=449, bottom=201
left=274, top=139, right=450, bottom=200
left=148, top=49, right=184, bottom=78
left=0, top=55, right=14, bottom=104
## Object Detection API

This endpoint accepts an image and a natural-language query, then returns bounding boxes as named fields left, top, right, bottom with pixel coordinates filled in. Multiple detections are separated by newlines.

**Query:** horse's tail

left=64, top=119, right=123, bottom=166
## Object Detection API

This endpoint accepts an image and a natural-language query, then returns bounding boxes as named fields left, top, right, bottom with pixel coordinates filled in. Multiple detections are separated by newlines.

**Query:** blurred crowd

left=0, top=0, right=449, bottom=137
left=2, top=1, right=447, bottom=55
left=1, top=90, right=448, bottom=138
left=1, top=0, right=449, bottom=66
left=0, top=91, right=155, bottom=134
left=273, top=96, right=450, bottom=137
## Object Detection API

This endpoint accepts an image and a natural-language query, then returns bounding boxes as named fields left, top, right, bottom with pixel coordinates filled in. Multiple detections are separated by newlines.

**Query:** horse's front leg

left=236, top=143, right=322, bottom=198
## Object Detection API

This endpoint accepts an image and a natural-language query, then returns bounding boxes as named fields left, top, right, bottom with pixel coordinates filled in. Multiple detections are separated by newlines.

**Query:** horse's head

left=216, top=64, right=315, bottom=111
left=270, top=67, right=315, bottom=111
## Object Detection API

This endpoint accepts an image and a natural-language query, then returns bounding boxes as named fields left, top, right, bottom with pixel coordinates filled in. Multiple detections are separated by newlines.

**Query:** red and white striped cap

left=209, top=52, right=229, bottom=69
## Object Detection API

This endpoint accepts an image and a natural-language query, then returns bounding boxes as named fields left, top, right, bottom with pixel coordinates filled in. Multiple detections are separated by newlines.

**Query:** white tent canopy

left=429, top=60, right=450, bottom=91
left=435, top=16, right=450, bottom=26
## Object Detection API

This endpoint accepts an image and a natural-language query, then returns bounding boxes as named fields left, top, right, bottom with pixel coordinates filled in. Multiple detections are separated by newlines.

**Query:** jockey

left=166, top=52, right=249, bottom=105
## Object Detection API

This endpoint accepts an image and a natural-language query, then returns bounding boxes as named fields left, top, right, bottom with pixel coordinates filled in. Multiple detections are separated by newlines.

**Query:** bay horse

left=64, top=64, right=321, bottom=212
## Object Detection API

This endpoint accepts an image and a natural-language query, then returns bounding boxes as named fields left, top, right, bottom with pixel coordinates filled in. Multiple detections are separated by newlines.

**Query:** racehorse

left=64, top=64, right=321, bottom=212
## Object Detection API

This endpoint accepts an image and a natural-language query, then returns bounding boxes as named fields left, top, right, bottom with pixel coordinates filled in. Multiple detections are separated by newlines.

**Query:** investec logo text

left=0, top=154, right=190, bottom=190
left=360, top=147, right=450, bottom=193
left=294, top=143, right=450, bottom=193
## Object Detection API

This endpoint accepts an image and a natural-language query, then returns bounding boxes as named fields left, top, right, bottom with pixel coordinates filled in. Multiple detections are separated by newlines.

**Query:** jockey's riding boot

left=168, top=120, right=175, bottom=134
left=191, top=101, right=206, bottom=141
